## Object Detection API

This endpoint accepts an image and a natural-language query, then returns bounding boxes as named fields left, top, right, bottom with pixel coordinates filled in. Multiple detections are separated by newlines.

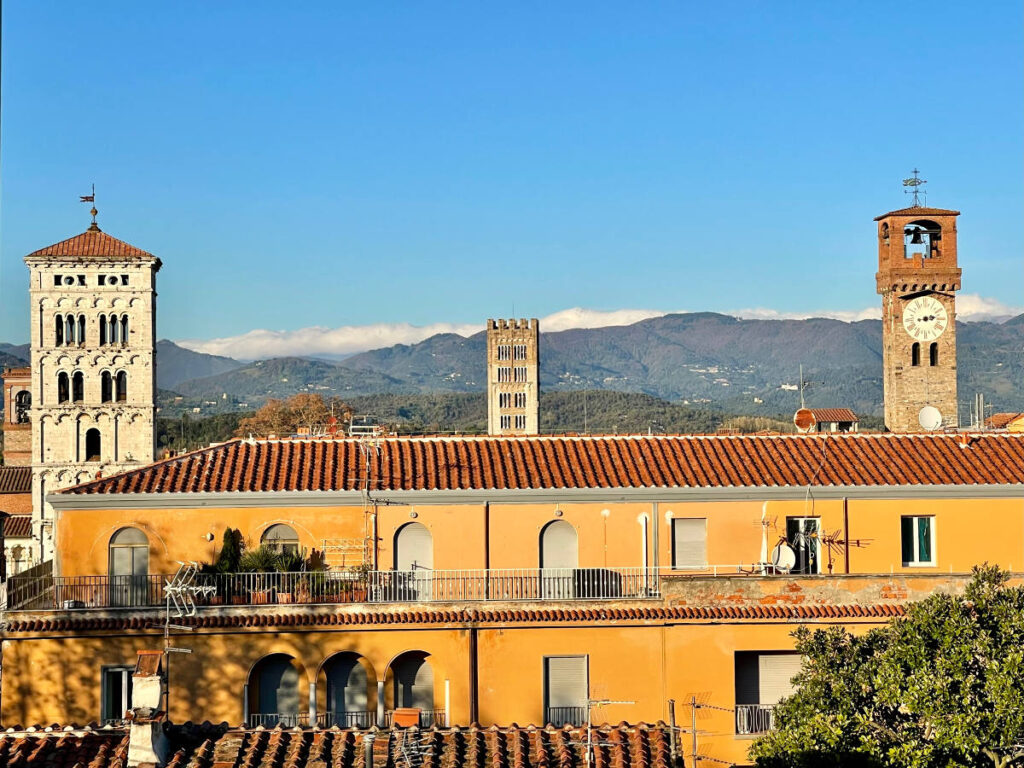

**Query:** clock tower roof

left=25, top=226, right=158, bottom=262
left=874, top=205, right=960, bottom=221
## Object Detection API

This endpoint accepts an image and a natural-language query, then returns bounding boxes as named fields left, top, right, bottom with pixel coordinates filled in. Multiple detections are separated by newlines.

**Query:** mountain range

left=3, top=313, right=1023, bottom=417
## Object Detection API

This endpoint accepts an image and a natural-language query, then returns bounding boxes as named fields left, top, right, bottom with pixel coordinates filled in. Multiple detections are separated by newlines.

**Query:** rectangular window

left=544, top=655, right=588, bottom=727
left=121, top=274, right=129, bottom=285
left=498, top=367, right=511, bottom=383
left=497, top=344, right=511, bottom=361
left=101, top=666, right=134, bottom=724
left=901, top=516, right=934, bottom=566
left=98, top=275, right=106, bottom=286
left=514, top=344, right=527, bottom=360
left=514, top=392, right=527, bottom=408
left=77, top=275, right=86, bottom=286
left=514, top=366, right=527, bottom=382
left=499, top=393, right=511, bottom=408
left=515, top=414, right=526, bottom=429
left=734, top=652, right=801, bottom=734
left=54, top=275, right=62, bottom=286
left=671, top=518, right=707, bottom=569
left=786, top=517, right=820, bottom=574
left=500, top=415, right=511, bottom=429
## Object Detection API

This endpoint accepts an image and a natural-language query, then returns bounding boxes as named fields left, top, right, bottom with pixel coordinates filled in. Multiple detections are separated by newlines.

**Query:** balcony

left=4, top=567, right=661, bottom=611
left=735, top=704, right=776, bottom=735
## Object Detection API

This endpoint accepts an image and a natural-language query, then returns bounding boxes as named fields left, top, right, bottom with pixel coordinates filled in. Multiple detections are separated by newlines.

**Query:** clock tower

left=875, top=202, right=961, bottom=432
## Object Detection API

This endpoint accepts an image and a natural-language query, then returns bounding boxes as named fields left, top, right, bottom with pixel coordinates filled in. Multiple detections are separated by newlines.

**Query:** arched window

left=77, top=315, right=86, bottom=345
left=115, top=371, right=128, bottom=402
left=389, top=652, right=434, bottom=716
left=395, top=522, right=433, bottom=571
left=55, top=314, right=64, bottom=346
left=109, top=314, right=119, bottom=344
left=99, top=316, right=108, bottom=346
left=324, top=653, right=372, bottom=728
left=57, top=372, right=70, bottom=403
left=904, top=219, right=942, bottom=259
left=540, top=520, right=578, bottom=599
left=65, top=315, right=75, bottom=345
left=911, top=342, right=921, bottom=367
left=85, top=428, right=102, bottom=462
left=101, top=371, right=113, bottom=403
left=929, top=343, right=939, bottom=366
left=14, top=390, right=31, bottom=423
left=249, top=654, right=301, bottom=728
left=261, top=523, right=299, bottom=555
left=109, top=526, right=149, bottom=607
left=120, top=315, right=129, bottom=344
left=72, top=372, right=84, bottom=403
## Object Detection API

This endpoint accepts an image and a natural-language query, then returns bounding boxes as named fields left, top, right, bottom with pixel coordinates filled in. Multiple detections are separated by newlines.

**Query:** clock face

left=902, top=296, right=948, bottom=341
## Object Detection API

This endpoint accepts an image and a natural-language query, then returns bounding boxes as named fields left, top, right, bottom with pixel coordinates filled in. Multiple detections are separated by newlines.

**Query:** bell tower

left=875, top=193, right=961, bottom=432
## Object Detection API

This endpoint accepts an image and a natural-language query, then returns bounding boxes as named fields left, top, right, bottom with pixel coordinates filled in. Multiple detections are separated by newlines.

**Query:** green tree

left=751, top=566, right=1024, bottom=768
left=214, top=528, right=243, bottom=573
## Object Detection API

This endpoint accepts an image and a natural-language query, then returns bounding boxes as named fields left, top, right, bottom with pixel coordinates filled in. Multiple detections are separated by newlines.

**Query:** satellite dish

left=771, top=543, right=797, bottom=572
left=919, top=406, right=943, bottom=431
left=794, top=408, right=815, bottom=433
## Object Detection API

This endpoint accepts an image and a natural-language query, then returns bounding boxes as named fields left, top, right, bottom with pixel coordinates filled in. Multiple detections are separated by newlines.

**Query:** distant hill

left=0, top=343, right=29, bottom=368
left=155, top=339, right=243, bottom=389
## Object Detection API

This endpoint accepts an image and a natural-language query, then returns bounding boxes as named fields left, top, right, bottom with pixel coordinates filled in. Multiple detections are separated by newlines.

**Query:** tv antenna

left=902, top=169, right=927, bottom=207
left=583, top=698, right=635, bottom=768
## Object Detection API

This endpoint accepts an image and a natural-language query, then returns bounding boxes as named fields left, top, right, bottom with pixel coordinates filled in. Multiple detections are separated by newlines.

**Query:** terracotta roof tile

left=873, top=206, right=960, bottom=220
left=4, top=514, right=32, bottom=538
left=987, top=413, right=1024, bottom=429
left=0, top=466, right=32, bottom=494
left=807, top=408, right=858, bottom=423
left=25, top=227, right=155, bottom=259
left=59, top=433, right=1024, bottom=496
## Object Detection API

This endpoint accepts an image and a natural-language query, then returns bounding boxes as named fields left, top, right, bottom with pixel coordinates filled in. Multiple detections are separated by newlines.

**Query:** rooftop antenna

left=799, top=364, right=806, bottom=409
left=584, top=698, right=635, bottom=768
left=80, top=184, right=99, bottom=230
left=902, top=169, right=927, bottom=207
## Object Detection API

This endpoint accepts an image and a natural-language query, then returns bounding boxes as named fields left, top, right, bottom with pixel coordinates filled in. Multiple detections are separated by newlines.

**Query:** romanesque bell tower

left=24, top=212, right=161, bottom=560
left=875, top=197, right=961, bottom=432
left=487, top=318, right=540, bottom=435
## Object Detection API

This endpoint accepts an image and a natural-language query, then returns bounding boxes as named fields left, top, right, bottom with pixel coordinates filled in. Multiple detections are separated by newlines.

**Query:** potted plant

left=274, top=548, right=305, bottom=603
left=347, top=562, right=372, bottom=602
left=239, top=545, right=282, bottom=604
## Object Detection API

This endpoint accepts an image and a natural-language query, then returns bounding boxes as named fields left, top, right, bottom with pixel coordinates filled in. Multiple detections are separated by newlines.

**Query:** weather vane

left=902, top=169, right=926, bottom=207
left=80, top=184, right=98, bottom=228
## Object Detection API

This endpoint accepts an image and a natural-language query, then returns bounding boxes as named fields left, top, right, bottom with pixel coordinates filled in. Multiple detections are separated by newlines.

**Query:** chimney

left=127, top=650, right=170, bottom=767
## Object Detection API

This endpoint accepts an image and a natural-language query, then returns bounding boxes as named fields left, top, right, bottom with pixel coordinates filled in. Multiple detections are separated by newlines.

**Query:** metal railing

left=735, top=704, right=776, bottom=734
left=5, top=567, right=661, bottom=611
left=317, top=710, right=375, bottom=728
left=386, top=708, right=447, bottom=728
left=545, top=706, right=587, bottom=726
left=248, top=711, right=377, bottom=729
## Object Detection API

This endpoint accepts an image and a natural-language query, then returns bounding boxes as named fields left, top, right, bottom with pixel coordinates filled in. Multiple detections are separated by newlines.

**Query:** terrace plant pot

left=210, top=595, right=225, bottom=606
left=252, top=589, right=272, bottom=605
left=277, top=592, right=293, bottom=603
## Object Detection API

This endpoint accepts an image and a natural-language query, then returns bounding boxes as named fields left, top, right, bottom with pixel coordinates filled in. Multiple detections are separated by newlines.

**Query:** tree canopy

left=234, top=393, right=352, bottom=438
left=751, top=566, right=1024, bottom=768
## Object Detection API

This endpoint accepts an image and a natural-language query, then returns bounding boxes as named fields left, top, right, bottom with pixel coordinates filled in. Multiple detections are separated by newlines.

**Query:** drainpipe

left=843, top=497, right=850, bottom=574
left=469, top=625, right=479, bottom=723
left=483, top=501, right=490, bottom=599
left=652, top=503, right=659, bottom=571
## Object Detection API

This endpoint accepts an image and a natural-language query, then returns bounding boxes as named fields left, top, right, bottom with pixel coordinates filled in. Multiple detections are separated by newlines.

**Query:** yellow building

left=4, top=431, right=1024, bottom=767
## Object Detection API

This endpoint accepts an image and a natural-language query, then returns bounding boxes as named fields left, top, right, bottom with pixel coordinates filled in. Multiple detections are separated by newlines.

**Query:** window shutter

left=901, top=517, right=914, bottom=563
left=545, top=656, right=588, bottom=709
left=396, top=523, right=433, bottom=570
left=672, top=519, right=707, bottom=568
left=758, top=654, right=801, bottom=705
left=734, top=653, right=759, bottom=705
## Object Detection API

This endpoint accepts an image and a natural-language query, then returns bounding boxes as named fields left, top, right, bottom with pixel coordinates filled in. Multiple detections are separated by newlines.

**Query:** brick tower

left=486, top=319, right=540, bottom=436
left=24, top=214, right=161, bottom=560
left=875, top=202, right=961, bottom=432
left=2, top=367, right=32, bottom=466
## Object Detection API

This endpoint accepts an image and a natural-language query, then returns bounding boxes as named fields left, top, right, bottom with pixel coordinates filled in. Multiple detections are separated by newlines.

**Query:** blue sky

left=1, top=2, right=1021, bottom=357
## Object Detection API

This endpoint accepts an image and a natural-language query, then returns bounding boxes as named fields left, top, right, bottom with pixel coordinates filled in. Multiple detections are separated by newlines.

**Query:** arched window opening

left=14, top=390, right=31, bottom=423
left=77, top=315, right=86, bottom=345
left=57, top=372, right=70, bottom=403
left=261, top=523, right=299, bottom=555
left=101, top=372, right=113, bottom=403
left=85, top=428, right=102, bottom=462
left=115, top=371, right=128, bottom=403
left=72, top=372, right=84, bottom=403
left=911, top=343, right=921, bottom=367
left=248, top=654, right=301, bottom=728
left=65, top=315, right=75, bottom=345
left=109, top=314, right=119, bottom=344
left=389, top=652, right=435, bottom=725
left=55, top=314, right=64, bottom=346
left=904, top=219, right=942, bottom=260
left=108, top=526, right=149, bottom=607
left=324, top=653, right=372, bottom=728
left=394, top=522, right=434, bottom=600
left=120, top=315, right=129, bottom=344
left=539, top=520, right=579, bottom=599
left=929, top=343, right=939, bottom=367
left=99, top=316, right=108, bottom=346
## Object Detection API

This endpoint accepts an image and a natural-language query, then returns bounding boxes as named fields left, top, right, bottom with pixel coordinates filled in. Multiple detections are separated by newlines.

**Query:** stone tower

left=24, top=218, right=161, bottom=560
left=2, top=367, right=33, bottom=466
left=486, top=318, right=540, bottom=436
left=875, top=204, right=961, bottom=432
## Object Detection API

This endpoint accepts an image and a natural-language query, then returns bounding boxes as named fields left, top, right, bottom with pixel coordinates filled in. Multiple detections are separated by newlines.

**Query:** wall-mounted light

left=554, top=509, right=563, bottom=517
left=409, top=511, right=418, bottom=519
left=204, top=532, right=214, bottom=542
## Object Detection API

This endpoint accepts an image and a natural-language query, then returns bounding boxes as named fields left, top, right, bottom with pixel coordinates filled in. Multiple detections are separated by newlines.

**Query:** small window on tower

left=497, top=344, right=511, bottom=361
left=121, top=274, right=129, bottom=285
left=500, top=415, right=511, bottom=429
left=514, top=367, right=527, bottom=383
left=514, top=344, right=527, bottom=360
left=929, top=343, right=938, bottom=366
left=911, top=343, right=921, bottom=367
left=98, top=275, right=106, bottom=286
left=515, top=414, right=526, bottom=429
left=54, top=275, right=63, bottom=287
left=77, top=275, right=86, bottom=286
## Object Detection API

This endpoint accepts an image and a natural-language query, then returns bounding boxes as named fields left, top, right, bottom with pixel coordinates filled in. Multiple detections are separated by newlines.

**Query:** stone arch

left=383, top=651, right=438, bottom=725
left=246, top=653, right=311, bottom=728
left=319, top=652, right=376, bottom=728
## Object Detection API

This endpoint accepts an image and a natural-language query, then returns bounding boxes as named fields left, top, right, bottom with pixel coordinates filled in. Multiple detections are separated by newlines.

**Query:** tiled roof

left=0, top=466, right=32, bottom=494
left=61, top=433, right=1024, bottom=496
left=4, top=602, right=906, bottom=633
left=808, top=408, right=859, bottom=423
left=25, top=226, right=155, bottom=259
left=987, top=413, right=1024, bottom=429
left=874, top=205, right=960, bottom=220
left=0, top=723, right=673, bottom=768
left=4, top=514, right=32, bottom=538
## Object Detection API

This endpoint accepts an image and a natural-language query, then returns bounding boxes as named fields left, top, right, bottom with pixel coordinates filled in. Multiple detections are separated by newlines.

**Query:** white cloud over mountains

left=177, top=294, right=1021, bottom=361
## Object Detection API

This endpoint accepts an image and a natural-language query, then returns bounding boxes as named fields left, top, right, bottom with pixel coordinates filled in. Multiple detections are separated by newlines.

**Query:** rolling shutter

left=541, top=521, right=578, bottom=569
left=396, top=523, right=433, bottom=570
left=758, top=654, right=801, bottom=705
left=545, top=656, right=588, bottom=709
left=672, top=518, right=707, bottom=569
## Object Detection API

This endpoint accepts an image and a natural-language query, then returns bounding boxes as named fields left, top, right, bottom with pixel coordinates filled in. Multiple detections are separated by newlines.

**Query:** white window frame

left=100, top=665, right=134, bottom=724
left=902, top=515, right=936, bottom=566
